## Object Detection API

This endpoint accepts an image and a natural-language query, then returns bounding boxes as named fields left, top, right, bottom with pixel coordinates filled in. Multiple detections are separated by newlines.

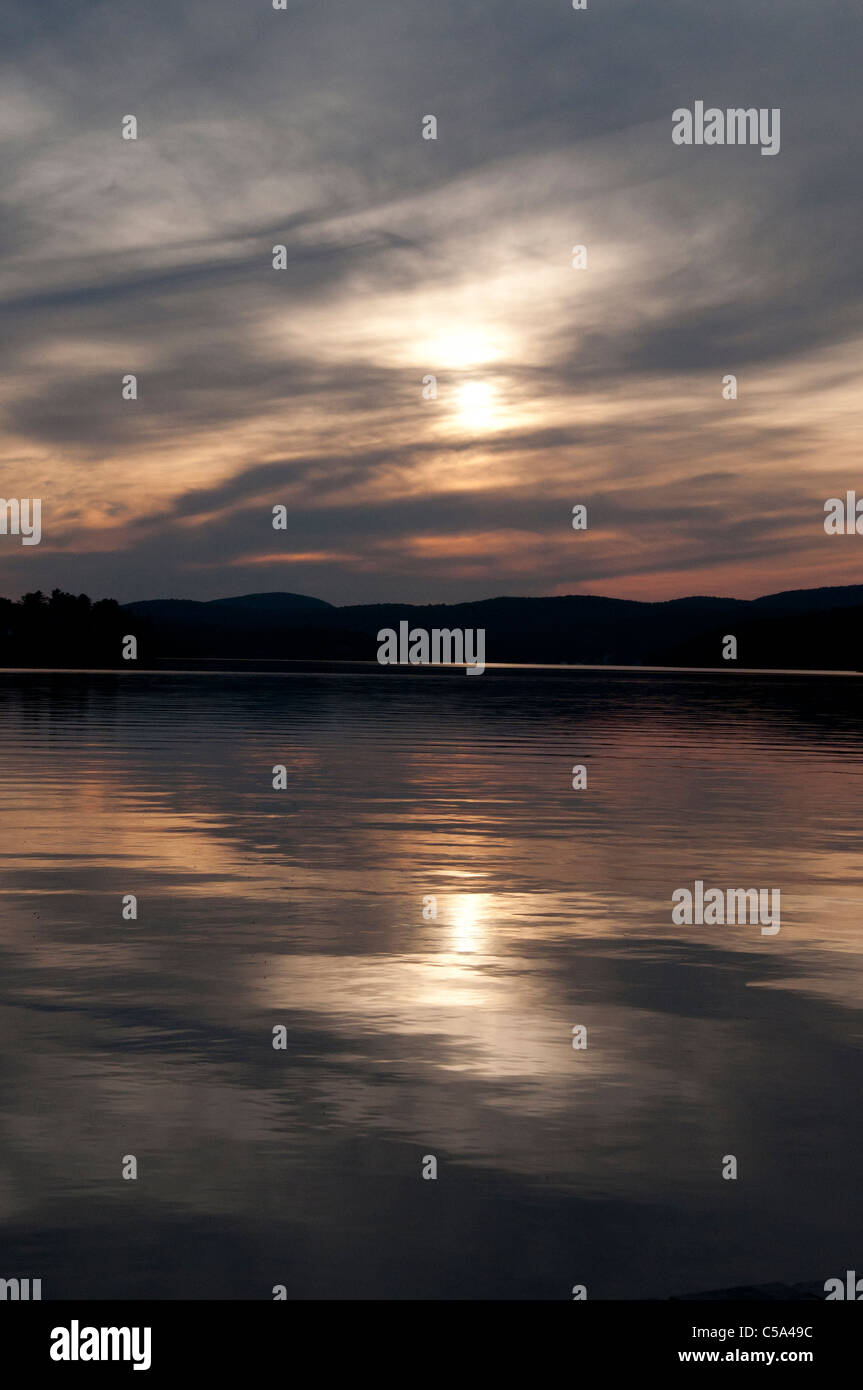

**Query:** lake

left=0, top=668, right=861, bottom=1299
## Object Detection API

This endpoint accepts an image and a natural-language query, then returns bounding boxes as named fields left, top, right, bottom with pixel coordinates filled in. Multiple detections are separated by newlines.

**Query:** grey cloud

left=0, top=0, right=862, bottom=601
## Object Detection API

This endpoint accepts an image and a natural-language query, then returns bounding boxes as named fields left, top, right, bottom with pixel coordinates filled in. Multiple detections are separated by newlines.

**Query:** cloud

left=0, top=0, right=862, bottom=601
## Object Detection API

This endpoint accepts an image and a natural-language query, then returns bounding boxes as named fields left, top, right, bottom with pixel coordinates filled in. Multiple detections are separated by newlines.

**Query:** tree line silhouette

left=0, top=589, right=136, bottom=666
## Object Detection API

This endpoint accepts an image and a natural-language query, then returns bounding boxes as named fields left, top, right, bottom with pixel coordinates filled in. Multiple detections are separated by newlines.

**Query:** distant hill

left=2, top=584, right=861, bottom=670
left=749, top=583, right=863, bottom=612
left=127, top=592, right=333, bottom=625
left=208, top=591, right=333, bottom=612
left=111, top=584, right=863, bottom=671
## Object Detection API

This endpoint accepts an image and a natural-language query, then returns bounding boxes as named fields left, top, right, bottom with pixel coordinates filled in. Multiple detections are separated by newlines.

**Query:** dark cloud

left=0, top=0, right=861, bottom=601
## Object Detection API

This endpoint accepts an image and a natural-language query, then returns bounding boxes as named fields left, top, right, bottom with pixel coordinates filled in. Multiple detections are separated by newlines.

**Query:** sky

left=1, top=0, right=862, bottom=606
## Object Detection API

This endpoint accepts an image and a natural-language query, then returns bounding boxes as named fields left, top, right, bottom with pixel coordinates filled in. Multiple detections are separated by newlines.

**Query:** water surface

left=0, top=669, right=861, bottom=1298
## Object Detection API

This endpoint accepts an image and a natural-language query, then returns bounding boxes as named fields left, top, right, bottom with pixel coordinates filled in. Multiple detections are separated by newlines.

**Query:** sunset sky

left=1, top=0, right=862, bottom=605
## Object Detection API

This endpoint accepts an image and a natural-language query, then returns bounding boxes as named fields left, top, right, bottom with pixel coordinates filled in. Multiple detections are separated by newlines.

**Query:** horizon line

left=6, top=578, right=863, bottom=609
left=1, top=660, right=860, bottom=679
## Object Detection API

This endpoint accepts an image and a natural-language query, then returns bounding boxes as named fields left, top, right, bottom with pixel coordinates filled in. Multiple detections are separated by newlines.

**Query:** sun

left=455, top=380, right=496, bottom=430
left=422, top=328, right=503, bottom=369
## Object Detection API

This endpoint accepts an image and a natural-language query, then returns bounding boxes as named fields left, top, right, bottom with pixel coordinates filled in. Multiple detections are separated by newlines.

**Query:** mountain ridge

left=123, top=581, right=863, bottom=616
left=113, top=583, right=863, bottom=671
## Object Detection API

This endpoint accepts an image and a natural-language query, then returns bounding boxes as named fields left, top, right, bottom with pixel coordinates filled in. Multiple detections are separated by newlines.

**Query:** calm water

left=0, top=668, right=861, bottom=1299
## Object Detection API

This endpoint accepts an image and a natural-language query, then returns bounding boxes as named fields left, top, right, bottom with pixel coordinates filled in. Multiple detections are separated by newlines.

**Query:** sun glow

left=449, top=893, right=487, bottom=954
left=423, top=329, right=502, bottom=369
left=455, top=380, right=496, bottom=431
